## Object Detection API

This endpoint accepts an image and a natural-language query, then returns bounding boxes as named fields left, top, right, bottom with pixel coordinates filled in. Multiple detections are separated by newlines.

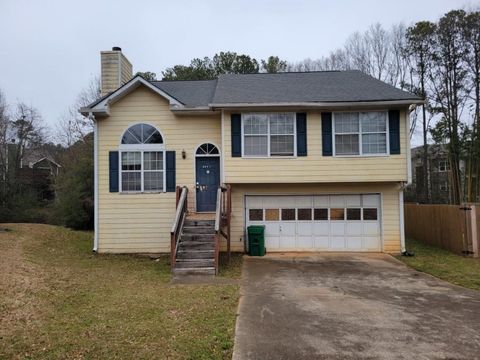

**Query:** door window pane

left=281, top=209, right=296, bottom=221
left=249, top=209, right=263, bottom=221
left=346, top=208, right=361, bottom=220
left=265, top=209, right=279, bottom=221
left=330, top=208, right=345, bottom=220
left=314, top=208, right=328, bottom=220
left=298, top=208, right=312, bottom=220
left=363, top=208, right=378, bottom=220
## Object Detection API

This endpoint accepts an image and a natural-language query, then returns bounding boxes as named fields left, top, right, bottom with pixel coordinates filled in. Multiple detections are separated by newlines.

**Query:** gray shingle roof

left=211, top=71, right=421, bottom=104
left=87, top=70, right=422, bottom=110
left=151, top=79, right=217, bottom=107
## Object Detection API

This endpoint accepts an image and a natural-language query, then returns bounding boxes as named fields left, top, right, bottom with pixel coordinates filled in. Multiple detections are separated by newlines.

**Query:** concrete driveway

left=233, top=254, right=480, bottom=360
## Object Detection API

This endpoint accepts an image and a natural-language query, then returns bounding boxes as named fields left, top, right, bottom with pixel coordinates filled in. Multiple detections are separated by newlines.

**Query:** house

left=406, top=144, right=465, bottom=204
left=81, top=47, right=423, bottom=274
left=1, top=143, right=61, bottom=201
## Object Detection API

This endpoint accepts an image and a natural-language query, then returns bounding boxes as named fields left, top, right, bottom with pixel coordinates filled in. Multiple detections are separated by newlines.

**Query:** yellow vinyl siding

left=224, top=182, right=401, bottom=254
left=222, top=110, right=408, bottom=183
left=97, top=86, right=220, bottom=253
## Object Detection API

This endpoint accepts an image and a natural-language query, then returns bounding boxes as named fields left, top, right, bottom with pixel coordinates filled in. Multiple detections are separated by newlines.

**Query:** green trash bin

left=248, top=225, right=266, bottom=256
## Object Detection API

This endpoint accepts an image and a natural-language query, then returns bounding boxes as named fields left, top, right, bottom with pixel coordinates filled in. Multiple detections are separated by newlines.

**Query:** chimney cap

left=112, top=46, right=122, bottom=51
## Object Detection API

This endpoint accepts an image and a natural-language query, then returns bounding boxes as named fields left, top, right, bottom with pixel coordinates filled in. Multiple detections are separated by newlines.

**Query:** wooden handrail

left=170, top=186, right=188, bottom=269
left=213, top=185, right=232, bottom=274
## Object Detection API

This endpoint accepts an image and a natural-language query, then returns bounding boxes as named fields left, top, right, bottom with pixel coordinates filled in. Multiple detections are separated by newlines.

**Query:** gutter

left=209, top=99, right=424, bottom=109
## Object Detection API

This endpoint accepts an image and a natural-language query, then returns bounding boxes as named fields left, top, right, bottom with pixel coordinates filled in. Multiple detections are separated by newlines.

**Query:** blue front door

left=196, top=157, right=220, bottom=212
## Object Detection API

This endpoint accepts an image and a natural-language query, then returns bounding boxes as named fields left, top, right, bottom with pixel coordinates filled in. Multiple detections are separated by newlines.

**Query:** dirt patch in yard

left=0, top=226, right=48, bottom=345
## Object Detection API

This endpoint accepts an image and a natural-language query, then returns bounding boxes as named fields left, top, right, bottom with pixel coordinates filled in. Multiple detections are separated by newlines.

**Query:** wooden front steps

left=172, top=217, right=216, bottom=276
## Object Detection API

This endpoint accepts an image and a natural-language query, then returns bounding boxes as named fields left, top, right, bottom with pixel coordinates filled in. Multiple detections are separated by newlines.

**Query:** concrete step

left=177, top=250, right=215, bottom=259
left=175, top=259, right=215, bottom=268
left=182, top=226, right=215, bottom=235
left=184, top=220, right=215, bottom=227
left=173, top=267, right=216, bottom=276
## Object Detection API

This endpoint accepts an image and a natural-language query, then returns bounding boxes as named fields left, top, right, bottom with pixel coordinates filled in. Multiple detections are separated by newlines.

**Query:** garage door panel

left=297, top=222, right=312, bottom=236
left=314, top=195, right=329, bottom=207
left=364, top=222, right=380, bottom=236
left=265, top=223, right=280, bottom=235
left=346, top=237, right=362, bottom=249
left=330, top=236, right=346, bottom=248
left=314, top=236, right=329, bottom=248
left=363, top=194, right=380, bottom=207
left=330, top=222, right=345, bottom=236
left=265, top=236, right=280, bottom=249
left=346, top=222, right=363, bottom=235
left=313, top=221, right=329, bottom=235
left=298, top=236, right=313, bottom=248
left=364, top=237, right=380, bottom=249
left=345, top=195, right=361, bottom=207
left=330, top=195, right=345, bottom=207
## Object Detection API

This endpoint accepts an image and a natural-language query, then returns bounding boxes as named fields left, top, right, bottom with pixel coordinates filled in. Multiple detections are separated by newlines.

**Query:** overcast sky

left=0, top=0, right=474, bottom=144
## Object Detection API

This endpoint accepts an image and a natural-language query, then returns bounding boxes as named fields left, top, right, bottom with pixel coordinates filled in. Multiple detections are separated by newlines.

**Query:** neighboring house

left=81, top=47, right=422, bottom=274
left=1, top=143, right=61, bottom=201
left=406, top=144, right=465, bottom=204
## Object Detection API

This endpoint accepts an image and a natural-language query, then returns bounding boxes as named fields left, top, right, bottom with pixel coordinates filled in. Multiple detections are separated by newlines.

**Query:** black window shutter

left=389, top=110, right=401, bottom=154
left=231, top=114, right=242, bottom=157
left=296, top=113, right=307, bottom=156
left=321, top=112, right=333, bottom=156
left=109, top=151, right=119, bottom=192
left=166, top=151, right=176, bottom=192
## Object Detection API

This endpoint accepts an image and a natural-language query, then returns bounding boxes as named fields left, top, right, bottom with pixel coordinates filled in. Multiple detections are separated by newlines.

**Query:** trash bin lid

left=247, top=225, right=265, bottom=234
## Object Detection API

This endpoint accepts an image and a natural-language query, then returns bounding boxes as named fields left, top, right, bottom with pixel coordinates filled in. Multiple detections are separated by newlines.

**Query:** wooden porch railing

left=170, top=186, right=188, bottom=269
left=214, top=184, right=232, bottom=274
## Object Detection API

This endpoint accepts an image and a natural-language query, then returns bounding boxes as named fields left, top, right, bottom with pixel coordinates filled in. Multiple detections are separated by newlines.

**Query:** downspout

left=90, top=112, right=99, bottom=252
left=221, top=109, right=225, bottom=185
left=399, top=184, right=406, bottom=254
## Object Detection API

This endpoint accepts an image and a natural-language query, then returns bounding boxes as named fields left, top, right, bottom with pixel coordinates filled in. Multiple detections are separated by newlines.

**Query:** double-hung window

left=119, top=123, right=165, bottom=192
left=333, top=111, right=388, bottom=156
left=242, top=113, right=295, bottom=157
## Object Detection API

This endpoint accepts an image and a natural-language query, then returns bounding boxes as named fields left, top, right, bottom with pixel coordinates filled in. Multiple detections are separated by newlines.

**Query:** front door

left=196, top=157, right=220, bottom=212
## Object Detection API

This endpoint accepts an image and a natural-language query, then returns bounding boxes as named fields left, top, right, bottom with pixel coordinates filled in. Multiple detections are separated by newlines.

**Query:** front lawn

left=0, top=224, right=242, bottom=359
left=397, top=238, right=480, bottom=291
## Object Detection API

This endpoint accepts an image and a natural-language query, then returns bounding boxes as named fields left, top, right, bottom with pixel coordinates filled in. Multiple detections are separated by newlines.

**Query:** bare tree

left=57, top=76, right=100, bottom=146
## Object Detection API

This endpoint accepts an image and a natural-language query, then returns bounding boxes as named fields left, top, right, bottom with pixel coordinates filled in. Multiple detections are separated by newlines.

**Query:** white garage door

left=245, top=194, right=381, bottom=252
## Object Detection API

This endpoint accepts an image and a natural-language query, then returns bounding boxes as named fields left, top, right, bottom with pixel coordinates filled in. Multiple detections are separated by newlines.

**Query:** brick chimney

left=100, top=47, right=133, bottom=97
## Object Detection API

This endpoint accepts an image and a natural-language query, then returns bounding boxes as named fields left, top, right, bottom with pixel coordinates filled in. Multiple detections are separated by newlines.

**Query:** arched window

left=121, top=123, right=163, bottom=144
left=195, top=143, right=220, bottom=156
left=119, top=123, right=165, bottom=192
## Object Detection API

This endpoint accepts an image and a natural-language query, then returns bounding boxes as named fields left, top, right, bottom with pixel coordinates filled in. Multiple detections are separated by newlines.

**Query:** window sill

left=241, top=156, right=298, bottom=159
left=119, top=191, right=166, bottom=195
left=332, top=154, right=390, bottom=158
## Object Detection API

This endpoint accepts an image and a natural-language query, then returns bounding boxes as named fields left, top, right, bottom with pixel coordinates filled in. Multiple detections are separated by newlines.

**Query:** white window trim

left=332, top=110, right=390, bottom=157
left=241, top=113, right=297, bottom=158
left=119, top=143, right=166, bottom=193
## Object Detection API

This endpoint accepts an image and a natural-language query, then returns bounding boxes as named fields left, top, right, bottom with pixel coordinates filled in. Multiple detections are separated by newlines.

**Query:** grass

left=397, top=238, right=480, bottom=291
left=0, top=224, right=242, bottom=360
